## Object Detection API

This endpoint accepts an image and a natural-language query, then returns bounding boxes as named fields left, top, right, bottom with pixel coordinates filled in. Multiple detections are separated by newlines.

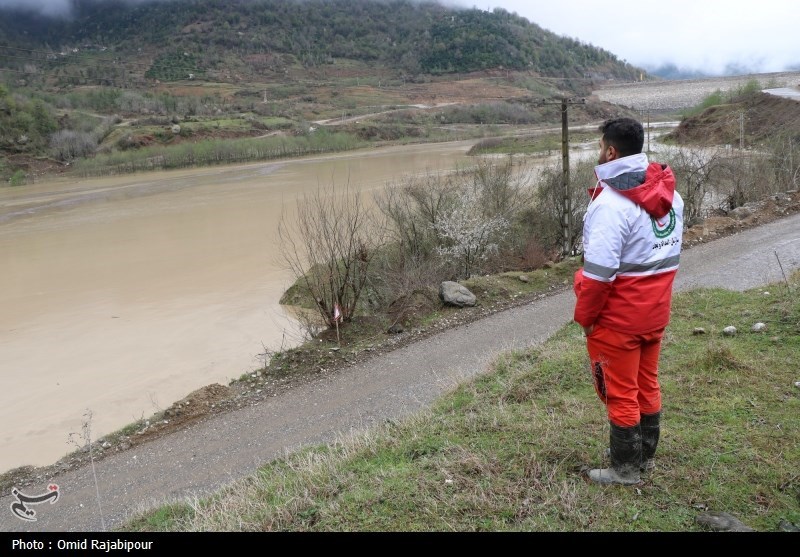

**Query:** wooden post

left=740, top=111, right=745, bottom=150
left=537, top=96, right=586, bottom=257
left=561, top=98, right=571, bottom=258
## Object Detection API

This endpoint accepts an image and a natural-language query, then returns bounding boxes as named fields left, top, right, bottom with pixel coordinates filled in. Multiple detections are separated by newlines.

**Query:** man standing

left=574, top=117, right=684, bottom=485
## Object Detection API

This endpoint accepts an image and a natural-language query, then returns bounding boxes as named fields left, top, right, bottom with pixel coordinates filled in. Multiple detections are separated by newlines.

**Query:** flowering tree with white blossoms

left=432, top=186, right=509, bottom=279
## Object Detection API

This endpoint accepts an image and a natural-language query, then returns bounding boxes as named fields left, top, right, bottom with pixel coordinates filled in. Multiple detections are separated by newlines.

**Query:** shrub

left=9, top=169, right=26, bottom=186
left=49, top=130, right=96, bottom=162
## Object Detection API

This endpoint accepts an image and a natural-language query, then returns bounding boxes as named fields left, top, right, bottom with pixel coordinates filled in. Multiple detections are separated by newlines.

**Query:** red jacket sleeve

left=573, top=268, right=613, bottom=328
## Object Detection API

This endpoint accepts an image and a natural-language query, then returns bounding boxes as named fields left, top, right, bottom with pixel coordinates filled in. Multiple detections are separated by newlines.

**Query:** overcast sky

left=1, top=0, right=797, bottom=75
left=462, top=0, right=799, bottom=75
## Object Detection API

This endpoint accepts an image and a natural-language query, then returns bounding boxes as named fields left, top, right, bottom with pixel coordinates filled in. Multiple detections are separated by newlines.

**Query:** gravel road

left=3, top=210, right=799, bottom=533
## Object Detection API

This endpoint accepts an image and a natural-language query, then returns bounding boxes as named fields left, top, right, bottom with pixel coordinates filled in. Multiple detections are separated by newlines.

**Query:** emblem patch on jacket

left=651, top=208, right=676, bottom=239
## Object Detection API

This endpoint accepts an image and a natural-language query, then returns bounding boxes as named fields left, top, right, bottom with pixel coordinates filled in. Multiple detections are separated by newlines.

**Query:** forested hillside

left=0, top=0, right=642, bottom=85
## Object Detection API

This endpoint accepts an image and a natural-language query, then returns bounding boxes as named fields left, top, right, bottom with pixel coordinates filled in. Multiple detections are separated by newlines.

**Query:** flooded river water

left=0, top=141, right=480, bottom=472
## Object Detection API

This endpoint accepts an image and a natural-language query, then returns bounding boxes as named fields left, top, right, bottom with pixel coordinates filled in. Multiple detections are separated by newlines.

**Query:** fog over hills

left=475, top=1, right=800, bottom=79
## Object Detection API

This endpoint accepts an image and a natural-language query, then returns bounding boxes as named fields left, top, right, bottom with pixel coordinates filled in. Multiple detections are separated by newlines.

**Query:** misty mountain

left=0, top=0, right=643, bottom=82
left=645, top=63, right=711, bottom=80
left=647, top=60, right=800, bottom=81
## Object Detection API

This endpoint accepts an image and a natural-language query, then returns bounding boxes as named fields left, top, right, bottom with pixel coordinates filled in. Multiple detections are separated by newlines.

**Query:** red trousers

left=585, top=324, right=664, bottom=427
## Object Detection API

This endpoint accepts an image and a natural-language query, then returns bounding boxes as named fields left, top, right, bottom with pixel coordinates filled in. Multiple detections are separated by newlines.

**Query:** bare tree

left=466, top=155, right=535, bottom=221
left=374, top=171, right=461, bottom=262
left=49, top=130, right=96, bottom=162
left=531, top=158, right=594, bottom=255
left=662, top=146, right=721, bottom=225
left=765, top=133, right=800, bottom=193
left=368, top=245, right=447, bottom=328
left=714, top=152, right=761, bottom=211
left=278, top=182, right=384, bottom=328
left=377, top=157, right=538, bottom=262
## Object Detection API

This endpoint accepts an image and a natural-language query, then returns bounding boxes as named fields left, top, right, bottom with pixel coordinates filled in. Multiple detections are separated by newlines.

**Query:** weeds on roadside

left=68, top=410, right=106, bottom=531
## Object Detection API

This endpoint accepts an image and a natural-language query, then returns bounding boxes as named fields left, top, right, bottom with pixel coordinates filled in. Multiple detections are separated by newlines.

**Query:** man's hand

left=583, top=324, right=594, bottom=336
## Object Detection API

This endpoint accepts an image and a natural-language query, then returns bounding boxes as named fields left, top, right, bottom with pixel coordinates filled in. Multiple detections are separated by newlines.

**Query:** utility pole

left=739, top=111, right=745, bottom=150
left=540, top=96, right=586, bottom=257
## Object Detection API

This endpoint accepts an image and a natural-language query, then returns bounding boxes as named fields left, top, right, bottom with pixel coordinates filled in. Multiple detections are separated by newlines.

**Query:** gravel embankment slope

left=594, top=71, right=800, bottom=112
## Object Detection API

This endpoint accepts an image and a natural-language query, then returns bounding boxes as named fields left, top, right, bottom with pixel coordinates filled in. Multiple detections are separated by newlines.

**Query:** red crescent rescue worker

left=574, top=117, right=684, bottom=485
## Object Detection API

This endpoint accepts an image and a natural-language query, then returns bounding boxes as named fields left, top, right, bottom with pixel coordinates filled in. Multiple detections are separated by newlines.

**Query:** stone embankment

left=593, top=71, right=800, bottom=113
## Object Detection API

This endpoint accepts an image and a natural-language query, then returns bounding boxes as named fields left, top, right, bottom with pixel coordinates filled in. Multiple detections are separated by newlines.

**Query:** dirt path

left=2, top=209, right=799, bottom=532
left=312, top=102, right=460, bottom=126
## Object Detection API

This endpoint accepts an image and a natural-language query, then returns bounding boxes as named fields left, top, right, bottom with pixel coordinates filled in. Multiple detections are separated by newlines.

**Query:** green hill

left=0, top=0, right=644, bottom=85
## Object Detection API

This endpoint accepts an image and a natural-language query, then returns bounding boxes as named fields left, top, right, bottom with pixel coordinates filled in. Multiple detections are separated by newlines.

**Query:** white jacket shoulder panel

left=583, top=187, right=683, bottom=282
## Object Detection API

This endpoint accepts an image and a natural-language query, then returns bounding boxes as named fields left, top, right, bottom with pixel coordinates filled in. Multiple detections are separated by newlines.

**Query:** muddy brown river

left=0, top=141, right=482, bottom=473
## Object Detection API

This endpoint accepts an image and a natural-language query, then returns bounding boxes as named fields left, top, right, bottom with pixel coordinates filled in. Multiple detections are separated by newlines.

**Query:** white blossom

left=432, top=187, right=509, bottom=278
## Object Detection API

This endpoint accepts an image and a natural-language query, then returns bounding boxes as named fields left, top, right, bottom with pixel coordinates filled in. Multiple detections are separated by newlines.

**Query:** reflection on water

left=0, top=141, right=476, bottom=472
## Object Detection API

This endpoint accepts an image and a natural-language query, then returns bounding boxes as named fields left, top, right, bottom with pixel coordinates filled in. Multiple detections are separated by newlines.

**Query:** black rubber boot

left=588, top=422, right=642, bottom=485
left=640, top=411, right=661, bottom=472
left=603, top=411, right=660, bottom=472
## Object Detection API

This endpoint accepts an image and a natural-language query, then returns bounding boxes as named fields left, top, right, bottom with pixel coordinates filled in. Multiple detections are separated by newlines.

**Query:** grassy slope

left=124, top=276, right=800, bottom=532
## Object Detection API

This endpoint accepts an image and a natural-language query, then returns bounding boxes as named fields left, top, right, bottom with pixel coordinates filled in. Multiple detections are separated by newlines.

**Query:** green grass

left=74, top=130, right=364, bottom=176
left=463, top=264, right=580, bottom=304
left=122, top=276, right=800, bottom=532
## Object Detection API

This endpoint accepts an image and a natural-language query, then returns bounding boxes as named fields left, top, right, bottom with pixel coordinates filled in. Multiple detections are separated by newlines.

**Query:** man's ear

left=607, top=145, right=618, bottom=161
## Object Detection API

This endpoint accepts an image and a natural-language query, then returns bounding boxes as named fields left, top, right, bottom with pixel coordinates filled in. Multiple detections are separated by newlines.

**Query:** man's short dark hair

left=600, top=117, right=644, bottom=157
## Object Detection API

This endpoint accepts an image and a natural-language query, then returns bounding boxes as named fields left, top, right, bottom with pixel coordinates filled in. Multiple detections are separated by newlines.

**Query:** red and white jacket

left=574, top=153, right=684, bottom=335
